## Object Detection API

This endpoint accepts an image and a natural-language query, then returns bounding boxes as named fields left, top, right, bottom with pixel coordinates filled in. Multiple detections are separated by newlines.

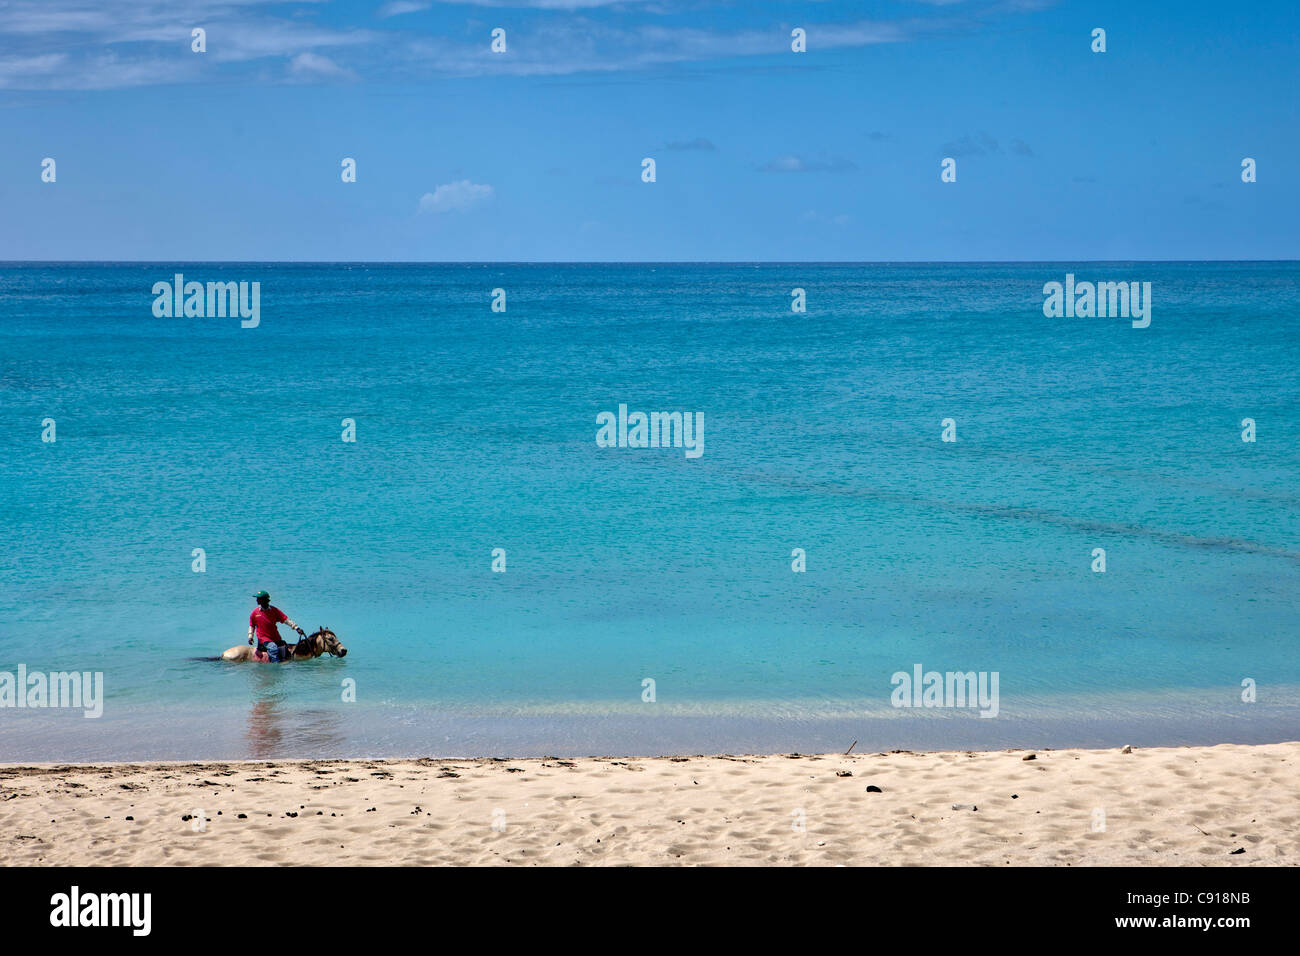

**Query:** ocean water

left=0, top=262, right=1297, bottom=761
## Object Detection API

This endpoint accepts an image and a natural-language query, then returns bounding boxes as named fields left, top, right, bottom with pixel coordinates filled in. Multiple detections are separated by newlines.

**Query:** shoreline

left=0, top=730, right=1296, bottom=768
left=5, top=686, right=1300, bottom=764
left=4, top=741, right=1297, bottom=866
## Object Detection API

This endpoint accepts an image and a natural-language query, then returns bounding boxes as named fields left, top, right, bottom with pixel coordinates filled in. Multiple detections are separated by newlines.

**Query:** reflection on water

left=245, top=700, right=285, bottom=758
left=244, top=697, right=348, bottom=759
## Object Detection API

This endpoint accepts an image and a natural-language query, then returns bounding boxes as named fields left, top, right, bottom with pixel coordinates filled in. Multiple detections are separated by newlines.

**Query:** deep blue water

left=1, top=262, right=1297, bottom=760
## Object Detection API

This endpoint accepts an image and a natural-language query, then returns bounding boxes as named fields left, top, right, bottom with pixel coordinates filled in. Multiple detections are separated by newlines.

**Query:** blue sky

left=1, top=0, right=1296, bottom=261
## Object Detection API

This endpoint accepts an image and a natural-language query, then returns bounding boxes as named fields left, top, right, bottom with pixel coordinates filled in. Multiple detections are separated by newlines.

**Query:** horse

left=221, top=627, right=348, bottom=663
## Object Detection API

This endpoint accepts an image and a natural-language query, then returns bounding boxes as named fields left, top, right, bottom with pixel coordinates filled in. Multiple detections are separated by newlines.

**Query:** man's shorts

left=260, top=641, right=286, bottom=663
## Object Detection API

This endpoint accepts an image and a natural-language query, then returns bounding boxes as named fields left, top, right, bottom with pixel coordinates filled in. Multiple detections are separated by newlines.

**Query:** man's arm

left=283, top=615, right=306, bottom=639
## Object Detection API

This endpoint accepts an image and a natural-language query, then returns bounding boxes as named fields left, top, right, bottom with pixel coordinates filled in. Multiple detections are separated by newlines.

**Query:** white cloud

left=800, top=209, right=852, bottom=225
left=764, top=155, right=805, bottom=172
left=427, top=1, right=647, bottom=7
left=759, top=155, right=857, bottom=173
left=0, top=1, right=376, bottom=89
left=376, top=1, right=430, bottom=17
left=418, top=180, right=496, bottom=213
left=0, top=53, right=69, bottom=82
left=289, top=51, right=356, bottom=80
left=0, top=1, right=1040, bottom=89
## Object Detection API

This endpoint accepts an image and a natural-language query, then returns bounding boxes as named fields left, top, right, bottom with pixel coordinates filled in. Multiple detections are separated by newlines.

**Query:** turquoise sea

left=0, top=262, right=1297, bottom=760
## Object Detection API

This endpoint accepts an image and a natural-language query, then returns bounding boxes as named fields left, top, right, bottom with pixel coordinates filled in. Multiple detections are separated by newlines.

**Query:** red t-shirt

left=249, top=605, right=289, bottom=645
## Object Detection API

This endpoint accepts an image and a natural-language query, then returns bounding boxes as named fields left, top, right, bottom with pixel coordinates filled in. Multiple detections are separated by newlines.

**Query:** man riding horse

left=222, top=626, right=346, bottom=663
left=248, top=590, right=305, bottom=663
left=219, top=590, right=347, bottom=663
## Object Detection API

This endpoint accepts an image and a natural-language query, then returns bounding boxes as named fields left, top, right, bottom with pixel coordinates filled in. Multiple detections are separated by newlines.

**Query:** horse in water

left=222, top=627, right=348, bottom=663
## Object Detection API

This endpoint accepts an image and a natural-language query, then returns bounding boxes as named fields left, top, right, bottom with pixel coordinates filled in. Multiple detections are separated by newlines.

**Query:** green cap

left=253, top=590, right=270, bottom=601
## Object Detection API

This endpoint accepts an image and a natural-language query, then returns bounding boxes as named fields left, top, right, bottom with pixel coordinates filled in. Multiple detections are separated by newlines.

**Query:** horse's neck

left=292, top=632, right=320, bottom=657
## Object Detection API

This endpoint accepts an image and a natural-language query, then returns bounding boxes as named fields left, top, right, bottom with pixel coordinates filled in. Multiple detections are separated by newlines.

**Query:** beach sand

left=2, top=742, right=1297, bottom=866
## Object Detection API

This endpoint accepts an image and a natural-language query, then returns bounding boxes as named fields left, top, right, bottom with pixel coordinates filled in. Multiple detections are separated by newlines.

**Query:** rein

left=292, top=630, right=322, bottom=658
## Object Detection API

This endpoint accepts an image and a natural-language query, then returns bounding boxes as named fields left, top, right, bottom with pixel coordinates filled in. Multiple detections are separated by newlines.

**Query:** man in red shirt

left=248, top=590, right=305, bottom=663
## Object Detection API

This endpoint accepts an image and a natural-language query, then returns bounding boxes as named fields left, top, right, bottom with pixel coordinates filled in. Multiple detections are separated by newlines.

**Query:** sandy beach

left=2, top=741, right=1297, bottom=866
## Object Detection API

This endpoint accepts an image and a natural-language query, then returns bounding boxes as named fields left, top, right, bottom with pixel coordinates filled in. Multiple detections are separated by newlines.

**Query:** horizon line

left=2, top=259, right=1297, bottom=266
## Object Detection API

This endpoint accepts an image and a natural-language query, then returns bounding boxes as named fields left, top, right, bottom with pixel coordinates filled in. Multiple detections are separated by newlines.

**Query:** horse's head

left=316, top=626, right=347, bottom=657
